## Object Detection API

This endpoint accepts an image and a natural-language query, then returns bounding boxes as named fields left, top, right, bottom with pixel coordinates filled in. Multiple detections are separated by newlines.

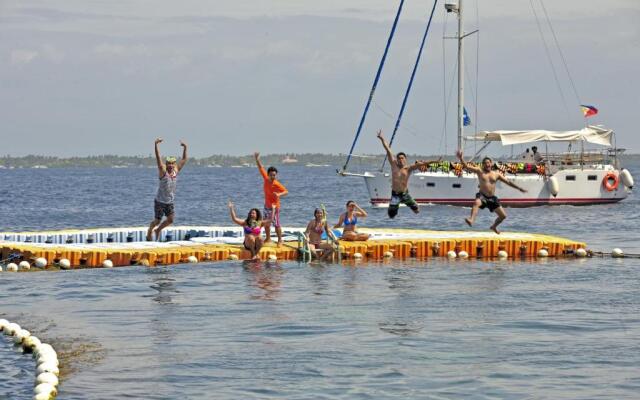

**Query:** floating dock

left=0, top=226, right=586, bottom=269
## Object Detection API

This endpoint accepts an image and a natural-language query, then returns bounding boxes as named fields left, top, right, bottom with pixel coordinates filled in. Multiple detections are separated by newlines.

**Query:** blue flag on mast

left=463, top=107, right=471, bottom=126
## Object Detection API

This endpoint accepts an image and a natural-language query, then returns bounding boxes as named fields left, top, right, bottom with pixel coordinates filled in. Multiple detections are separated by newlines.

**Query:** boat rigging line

left=341, top=0, right=405, bottom=174
left=382, top=0, right=440, bottom=171
left=529, top=0, right=572, bottom=122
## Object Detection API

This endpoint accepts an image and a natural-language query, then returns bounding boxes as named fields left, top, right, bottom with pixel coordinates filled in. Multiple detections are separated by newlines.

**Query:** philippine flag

left=580, top=104, right=598, bottom=118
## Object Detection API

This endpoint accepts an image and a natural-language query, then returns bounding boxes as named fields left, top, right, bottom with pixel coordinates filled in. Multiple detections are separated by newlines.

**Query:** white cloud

left=42, top=44, right=64, bottom=63
left=93, top=43, right=151, bottom=57
left=10, top=49, right=39, bottom=64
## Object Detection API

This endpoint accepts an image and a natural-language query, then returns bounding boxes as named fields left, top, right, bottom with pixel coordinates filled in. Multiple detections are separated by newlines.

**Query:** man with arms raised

left=147, top=138, right=187, bottom=241
left=377, top=130, right=435, bottom=219
left=254, top=152, right=288, bottom=246
left=456, top=150, right=527, bottom=234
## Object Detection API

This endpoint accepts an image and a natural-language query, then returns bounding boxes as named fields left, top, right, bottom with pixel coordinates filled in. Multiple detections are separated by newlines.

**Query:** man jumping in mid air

left=147, top=138, right=187, bottom=241
left=377, top=130, right=436, bottom=219
left=456, top=149, right=527, bottom=234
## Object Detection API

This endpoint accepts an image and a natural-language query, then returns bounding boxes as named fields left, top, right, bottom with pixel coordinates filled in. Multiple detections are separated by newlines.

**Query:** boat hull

left=363, top=168, right=631, bottom=208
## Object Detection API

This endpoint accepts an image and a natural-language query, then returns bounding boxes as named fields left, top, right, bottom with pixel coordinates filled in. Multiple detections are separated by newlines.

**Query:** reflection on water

left=243, top=262, right=284, bottom=301
left=146, top=268, right=180, bottom=346
left=146, top=269, right=179, bottom=306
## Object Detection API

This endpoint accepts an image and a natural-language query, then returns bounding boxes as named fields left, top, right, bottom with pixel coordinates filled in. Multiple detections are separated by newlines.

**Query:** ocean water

left=0, top=162, right=639, bottom=399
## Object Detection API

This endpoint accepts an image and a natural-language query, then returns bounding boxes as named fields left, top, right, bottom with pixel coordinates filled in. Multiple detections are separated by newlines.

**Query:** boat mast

left=456, top=0, right=464, bottom=152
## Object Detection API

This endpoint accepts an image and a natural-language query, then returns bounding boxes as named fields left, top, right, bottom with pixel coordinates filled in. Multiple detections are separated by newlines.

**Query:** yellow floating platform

left=0, top=226, right=586, bottom=269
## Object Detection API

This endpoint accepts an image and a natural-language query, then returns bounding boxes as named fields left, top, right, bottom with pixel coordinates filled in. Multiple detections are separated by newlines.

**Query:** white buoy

left=19, top=261, right=31, bottom=270
left=37, top=362, right=60, bottom=376
left=23, top=336, right=42, bottom=352
left=36, top=372, right=59, bottom=387
left=7, top=263, right=18, bottom=272
left=383, top=251, right=393, bottom=259
left=34, top=343, right=56, bottom=359
left=537, top=249, right=549, bottom=258
left=353, top=252, right=363, bottom=260
left=547, top=176, right=560, bottom=197
left=228, top=254, right=239, bottom=261
left=102, top=259, right=114, bottom=268
left=33, top=382, right=57, bottom=396
left=458, top=251, right=469, bottom=259
left=187, top=255, right=198, bottom=263
left=35, top=258, right=47, bottom=268
left=612, top=248, right=624, bottom=258
left=620, top=169, right=634, bottom=188
left=4, top=323, right=21, bottom=335
left=35, top=343, right=55, bottom=353
left=575, top=248, right=587, bottom=258
left=447, top=250, right=457, bottom=259
left=33, top=392, right=54, bottom=400
left=36, top=355, right=59, bottom=367
left=268, top=254, right=278, bottom=262
left=13, top=329, right=31, bottom=344
left=59, top=258, right=71, bottom=269
left=497, top=250, right=509, bottom=259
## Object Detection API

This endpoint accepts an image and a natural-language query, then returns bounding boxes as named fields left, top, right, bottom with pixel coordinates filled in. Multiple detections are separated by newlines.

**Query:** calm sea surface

left=1, top=161, right=639, bottom=399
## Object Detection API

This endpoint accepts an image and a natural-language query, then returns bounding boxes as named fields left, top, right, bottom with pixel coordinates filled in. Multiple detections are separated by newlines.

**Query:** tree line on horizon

left=1, top=152, right=637, bottom=169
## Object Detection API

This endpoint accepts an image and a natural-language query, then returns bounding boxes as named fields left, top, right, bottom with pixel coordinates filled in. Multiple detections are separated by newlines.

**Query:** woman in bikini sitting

left=304, top=208, right=337, bottom=261
left=228, top=201, right=270, bottom=260
left=334, top=200, right=370, bottom=241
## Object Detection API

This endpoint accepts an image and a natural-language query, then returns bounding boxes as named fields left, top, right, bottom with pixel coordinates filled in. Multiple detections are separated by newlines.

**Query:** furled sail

left=465, top=126, right=613, bottom=146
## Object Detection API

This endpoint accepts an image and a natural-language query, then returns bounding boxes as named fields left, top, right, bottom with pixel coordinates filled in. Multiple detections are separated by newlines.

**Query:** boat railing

left=337, top=154, right=387, bottom=177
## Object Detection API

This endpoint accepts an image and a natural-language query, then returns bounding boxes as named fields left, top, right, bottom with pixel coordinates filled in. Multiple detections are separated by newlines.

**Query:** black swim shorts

left=476, top=192, right=501, bottom=212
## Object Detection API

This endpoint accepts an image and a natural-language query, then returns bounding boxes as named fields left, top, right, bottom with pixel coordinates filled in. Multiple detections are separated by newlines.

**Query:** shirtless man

left=147, top=138, right=187, bottom=241
left=457, top=149, right=527, bottom=234
left=377, top=130, right=436, bottom=218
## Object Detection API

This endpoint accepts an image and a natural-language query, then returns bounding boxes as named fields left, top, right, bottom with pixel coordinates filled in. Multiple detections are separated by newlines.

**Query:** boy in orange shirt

left=254, top=152, right=288, bottom=246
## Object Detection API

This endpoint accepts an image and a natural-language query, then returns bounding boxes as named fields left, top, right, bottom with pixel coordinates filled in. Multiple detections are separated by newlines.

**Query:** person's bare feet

left=465, top=218, right=473, bottom=227
left=277, top=240, right=283, bottom=248
left=264, top=238, right=272, bottom=243
left=490, top=225, right=500, bottom=234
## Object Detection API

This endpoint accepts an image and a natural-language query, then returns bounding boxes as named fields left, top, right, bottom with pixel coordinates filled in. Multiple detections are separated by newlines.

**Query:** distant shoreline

left=1, top=153, right=638, bottom=169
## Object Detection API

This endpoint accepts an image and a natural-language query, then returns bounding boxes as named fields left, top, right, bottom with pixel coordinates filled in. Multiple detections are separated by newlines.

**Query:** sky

left=1, top=0, right=639, bottom=157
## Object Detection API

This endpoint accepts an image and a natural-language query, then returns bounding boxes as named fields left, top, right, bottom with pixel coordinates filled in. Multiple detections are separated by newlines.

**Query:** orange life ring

left=603, top=172, right=619, bottom=192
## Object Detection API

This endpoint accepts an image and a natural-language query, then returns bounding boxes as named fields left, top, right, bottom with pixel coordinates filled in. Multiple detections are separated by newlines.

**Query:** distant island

left=0, top=153, right=429, bottom=169
left=0, top=153, right=637, bottom=169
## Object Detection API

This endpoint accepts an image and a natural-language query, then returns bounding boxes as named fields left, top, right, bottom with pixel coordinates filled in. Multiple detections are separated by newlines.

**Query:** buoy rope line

left=0, top=318, right=60, bottom=400
left=589, top=249, right=637, bottom=259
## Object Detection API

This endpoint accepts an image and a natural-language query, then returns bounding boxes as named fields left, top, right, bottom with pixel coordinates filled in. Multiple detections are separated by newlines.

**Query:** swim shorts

left=154, top=200, right=175, bottom=220
left=388, top=190, right=419, bottom=218
left=263, top=207, right=281, bottom=228
left=476, top=192, right=501, bottom=212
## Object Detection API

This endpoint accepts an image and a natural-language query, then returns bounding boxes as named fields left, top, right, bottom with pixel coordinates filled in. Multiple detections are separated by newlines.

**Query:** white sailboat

left=339, top=0, right=634, bottom=207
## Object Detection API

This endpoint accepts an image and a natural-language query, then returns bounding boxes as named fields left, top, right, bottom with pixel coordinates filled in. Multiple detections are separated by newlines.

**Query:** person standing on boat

left=531, top=146, right=543, bottom=163
left=457, top=150, right=527, bottom=234
left=254, top=152, right=288, bottom=247
left=147, top=138, right=188, bottom=241
left=377, top=130, right=435, bottom=218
